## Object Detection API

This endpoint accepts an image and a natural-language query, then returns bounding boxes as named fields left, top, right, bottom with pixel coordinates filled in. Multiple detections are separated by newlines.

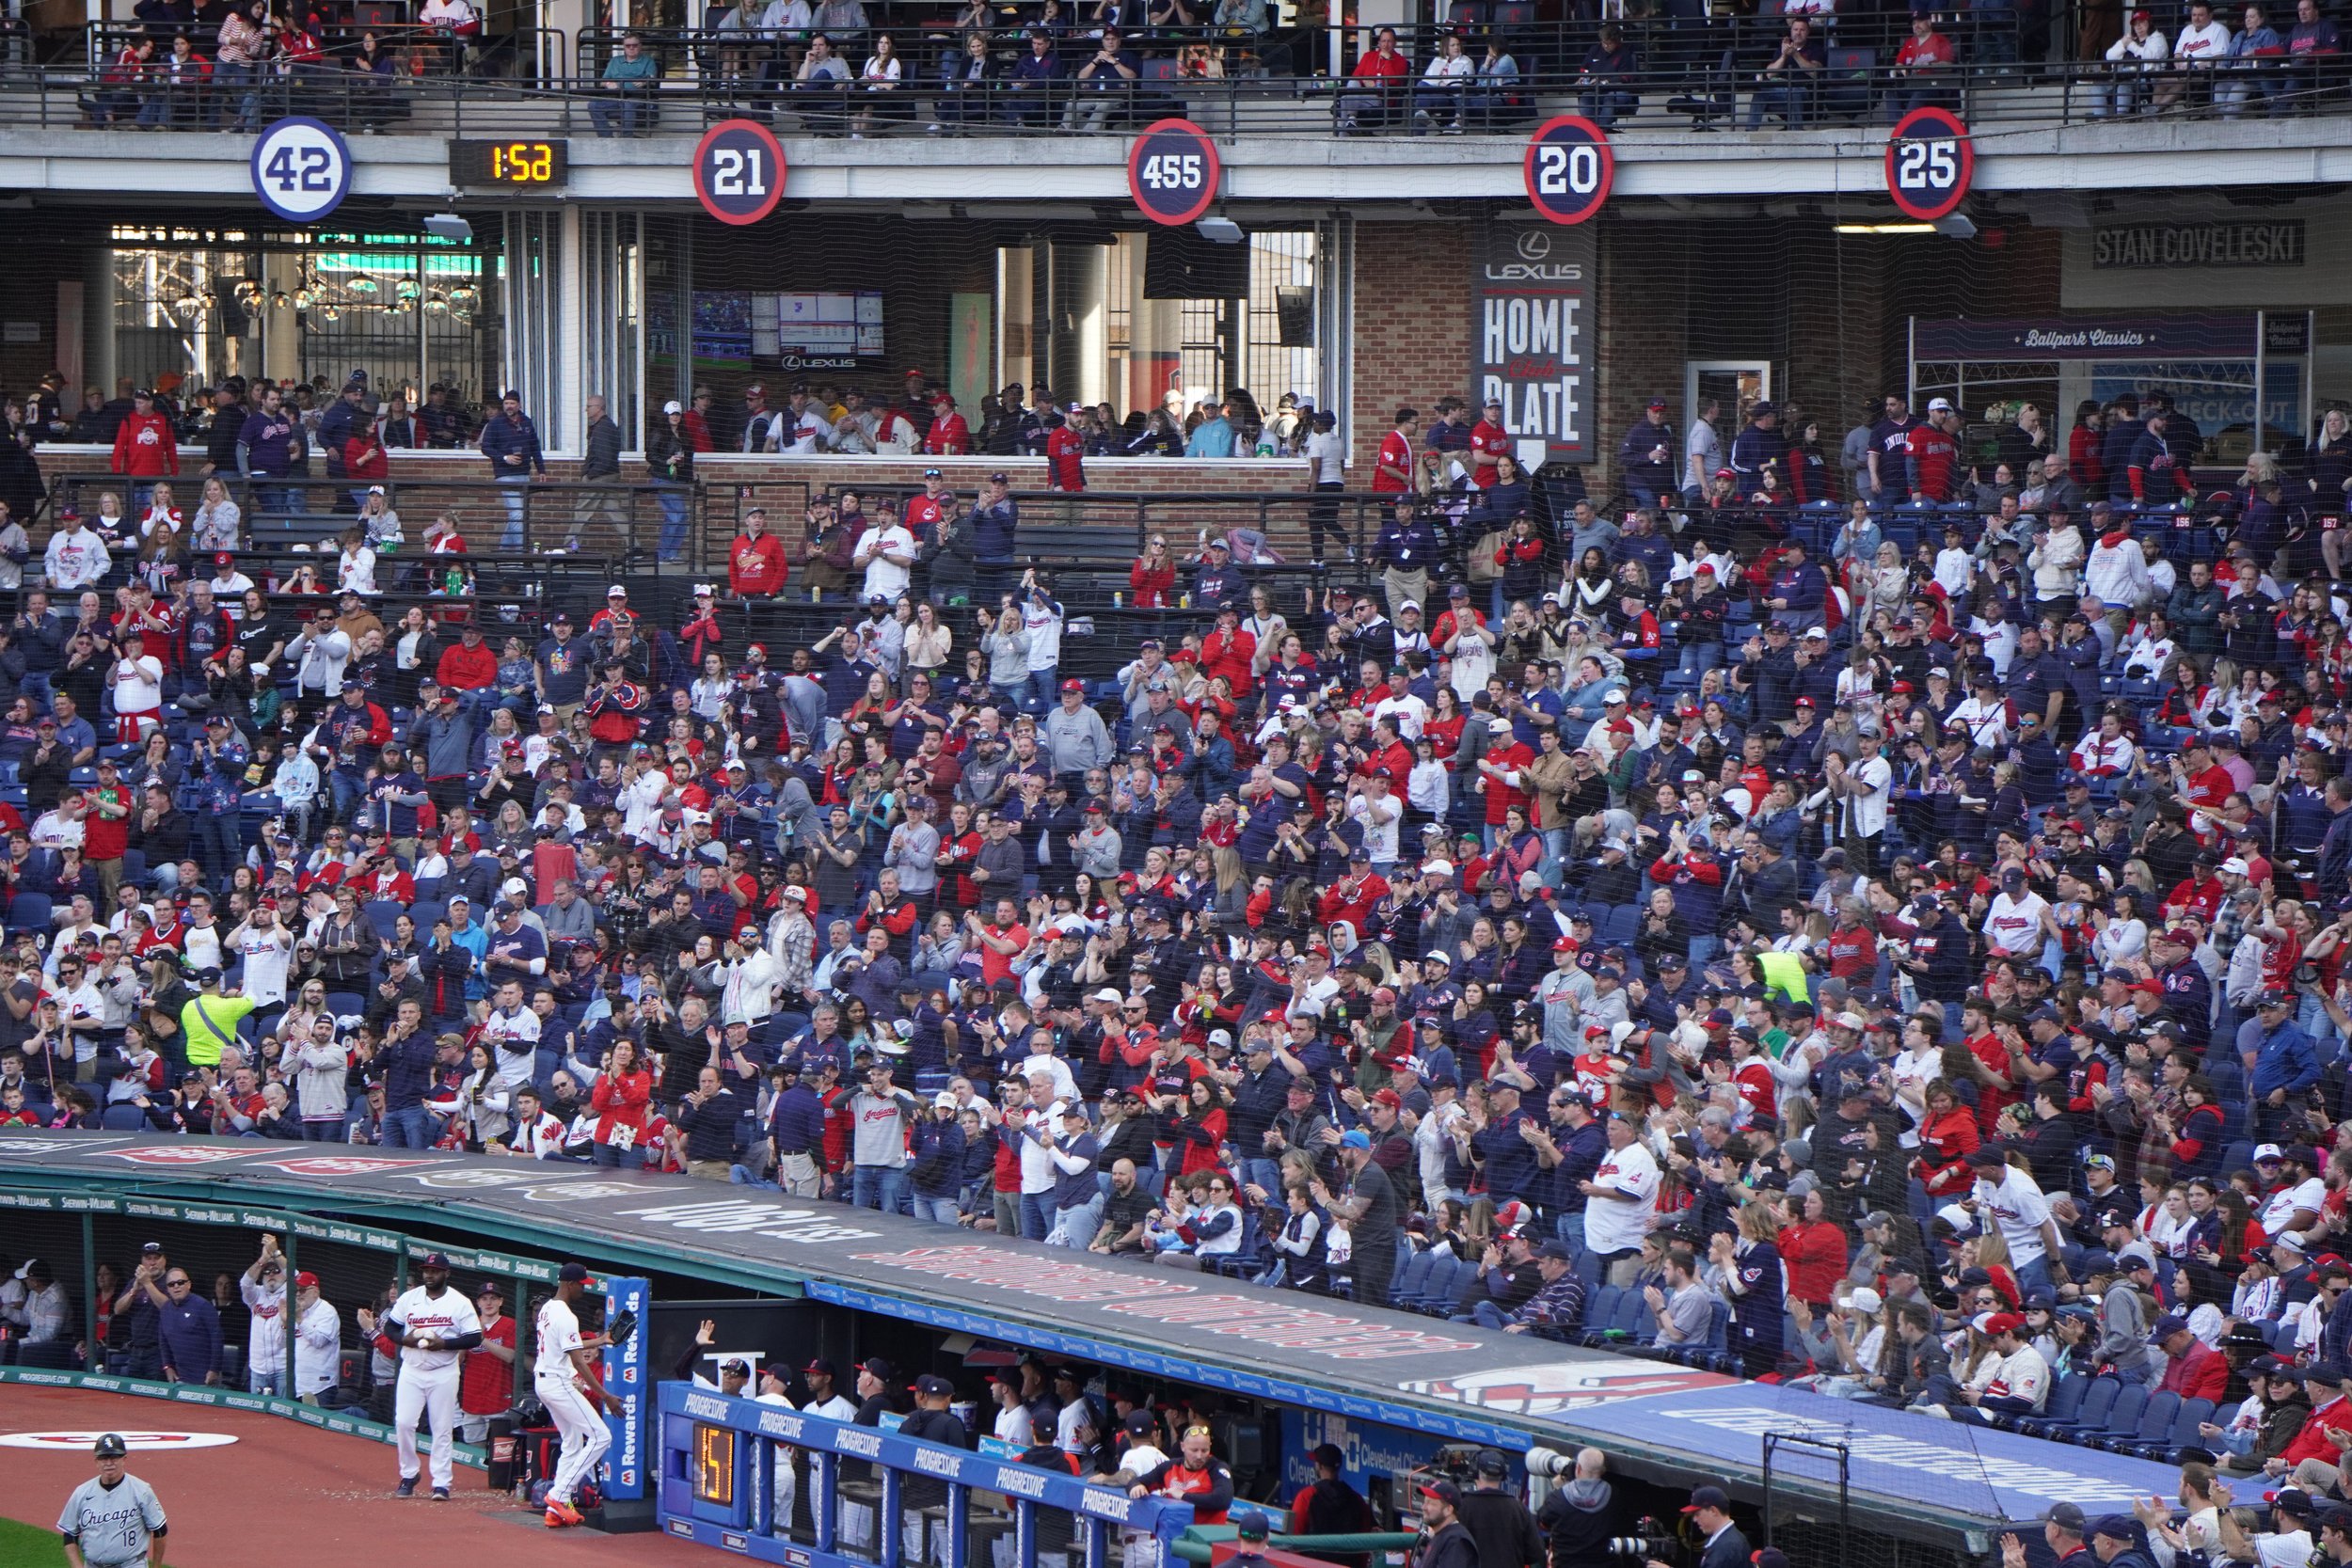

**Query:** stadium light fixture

left=1833, top=222, right=1938, bottom=235
left=1196, top=215, right=1245, bottom=244
left=1932, top=214, right=1979, bottom=240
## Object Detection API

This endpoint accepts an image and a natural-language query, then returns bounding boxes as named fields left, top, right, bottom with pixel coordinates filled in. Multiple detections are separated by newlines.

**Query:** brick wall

left=1350, top=221, right=1474, bottom=472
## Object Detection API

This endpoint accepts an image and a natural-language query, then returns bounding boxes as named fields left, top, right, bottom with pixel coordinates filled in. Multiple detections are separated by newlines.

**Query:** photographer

left=1455, top=1449, right=1542, bottom=1568
left=1536, top=1448, right=1621, bottom=1568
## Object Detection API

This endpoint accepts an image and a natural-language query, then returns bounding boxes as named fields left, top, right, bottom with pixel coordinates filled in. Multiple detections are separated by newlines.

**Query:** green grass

left=0, top=1515, right=170, bottom=1568
left=0, top=1519, right=63, bottom=1568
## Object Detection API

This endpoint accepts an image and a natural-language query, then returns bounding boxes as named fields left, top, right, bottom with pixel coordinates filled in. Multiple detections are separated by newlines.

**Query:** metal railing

left=40, top=470, right=703, bottom=574
left=12, top=15, right=2352, bottom=135
left=655, top=1383, right=1197, bottom=1568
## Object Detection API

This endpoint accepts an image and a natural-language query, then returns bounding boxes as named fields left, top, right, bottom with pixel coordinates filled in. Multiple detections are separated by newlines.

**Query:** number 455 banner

left=250, top=118, right=354, bottom=225
left=1128, top=119, right=1221, bottom=228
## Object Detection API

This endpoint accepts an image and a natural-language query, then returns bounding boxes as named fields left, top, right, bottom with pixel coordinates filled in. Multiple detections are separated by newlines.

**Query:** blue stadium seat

left=2140, top=1396, right=2214, bottom=1462
left=1392, top=1248, right=1435, bottom=1310
left=2068, top=1382, right=2148, bottom=1448
left=409, top=899, right=447, bottom=933
left=362, top=899, right=403, bottom=942
left=325, top=991, right=367, bottom=1022
left=2094, top=1389, right=2177, bottom=1454
left=2019, top=1373, right=2116, bottom=1440
left=7, top=892, right=51, bottom=932
left=2000, top=1371, right=2087, bottom=1434
left=1578, top=1284, right=1623, bottom=1345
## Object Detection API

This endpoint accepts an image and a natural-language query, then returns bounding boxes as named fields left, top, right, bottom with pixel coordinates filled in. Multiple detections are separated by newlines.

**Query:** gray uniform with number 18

left=57, top=1473, right=167, bottom=1567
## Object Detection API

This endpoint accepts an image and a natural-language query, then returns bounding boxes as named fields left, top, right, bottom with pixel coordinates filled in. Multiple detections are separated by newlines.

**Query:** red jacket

left=1778, top=1218, right=1849, bottom=1307
left=924, top=411, right=971, bottom=455
left=2158, top=1338, right=2230, bottom=1402
left=2278, top=1395, right=2350, bottom=1470
left=728, top=532, right=790, bottom=597
left=435, top=641, right=499, bottom=690
left=112, top=409, right=179, bottom=477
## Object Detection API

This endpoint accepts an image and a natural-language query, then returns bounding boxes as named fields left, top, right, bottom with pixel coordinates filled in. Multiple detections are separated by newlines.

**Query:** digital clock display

left=691, top=1423, right=734, bottom=1507
left=448, top=139, right=569, bottom=189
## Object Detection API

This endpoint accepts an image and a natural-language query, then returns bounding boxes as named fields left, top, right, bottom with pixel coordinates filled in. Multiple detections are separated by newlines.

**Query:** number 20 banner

left=1522, top=115, right=1613, bottom=227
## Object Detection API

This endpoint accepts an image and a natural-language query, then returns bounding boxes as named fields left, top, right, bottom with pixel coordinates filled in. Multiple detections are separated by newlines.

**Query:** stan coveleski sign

left=2091, top=220, right=2305, bottom=269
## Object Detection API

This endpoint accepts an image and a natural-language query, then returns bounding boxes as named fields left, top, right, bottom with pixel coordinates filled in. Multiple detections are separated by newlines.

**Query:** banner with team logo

left=1473, top=219, right=1597, bottom=470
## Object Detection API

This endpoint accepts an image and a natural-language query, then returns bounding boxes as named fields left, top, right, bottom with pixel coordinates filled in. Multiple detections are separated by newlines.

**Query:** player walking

left=537, top=1259, right=624, bottom=1529
left=56, top=1433, right=167, bottom=1568
left=361, top=1250, right=482, bottom=1500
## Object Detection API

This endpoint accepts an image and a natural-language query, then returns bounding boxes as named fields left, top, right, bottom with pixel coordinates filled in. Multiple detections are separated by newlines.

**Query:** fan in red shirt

left=458, top=1281, right=517, bottom=1435
left=2172, top=734, right=2235, bottom=812
left=727, top=508, right=790, bottom=598
left=1200, top=611, right=1258, bottom=699
left=1371, top=408, right=1417, bottom=495
left=1045, top=414, right=1086, bottom=491
left=435, top=623, right=500, bottom=693
left=1778, top=1196, right=1848, bottom=1309
left=1468, top=399, right=1512, bottom=487
left=1820, top=911, right=1877, bottom=983
left=1472, top=734, right=1533, bottom=829
left=1903, top=406, right=1960, bottom=501
left=923, top=393, right=971, bottom=455
left=110, top=389, right=179, bottom=479
left=1316, top=859, right=1391, bottom=938
left=1728, top=1031, right=1776, bottom=1121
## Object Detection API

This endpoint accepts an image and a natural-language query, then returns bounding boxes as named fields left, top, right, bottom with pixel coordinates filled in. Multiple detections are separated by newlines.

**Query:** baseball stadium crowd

left=6, top=374, right=2352, bottom=1483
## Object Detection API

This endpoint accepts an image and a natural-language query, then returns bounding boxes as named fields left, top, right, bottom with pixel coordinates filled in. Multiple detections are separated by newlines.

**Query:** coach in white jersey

left=57, top=1434, right=167, bottom=1568
left=537, top=1260, right=624, bottom=1529
left=364, top=1250, right=483, bottom=1500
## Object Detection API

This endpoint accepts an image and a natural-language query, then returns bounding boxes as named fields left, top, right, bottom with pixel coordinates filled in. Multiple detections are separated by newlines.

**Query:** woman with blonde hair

left=1710, top=1199, right=1787, bottom=1377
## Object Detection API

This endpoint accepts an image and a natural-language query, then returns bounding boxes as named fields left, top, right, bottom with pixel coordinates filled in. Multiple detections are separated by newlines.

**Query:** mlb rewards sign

left=1473, top=220, right=1593, bottom=467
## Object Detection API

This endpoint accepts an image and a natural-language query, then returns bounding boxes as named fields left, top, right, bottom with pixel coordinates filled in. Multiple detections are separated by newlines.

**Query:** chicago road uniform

left=534, top=1293, right=612, bottom=1509
left=57, top=1473, right=167, bottom=1568
left=388, top=1284, right=481, bottom=1491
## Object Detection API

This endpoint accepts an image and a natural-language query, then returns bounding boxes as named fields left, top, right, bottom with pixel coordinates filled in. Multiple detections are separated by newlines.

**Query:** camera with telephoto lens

left=1603, top=1517, right=1674, bottom=1561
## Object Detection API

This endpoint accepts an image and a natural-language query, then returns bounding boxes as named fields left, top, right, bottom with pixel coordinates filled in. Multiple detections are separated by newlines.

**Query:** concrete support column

left=1048, top=239, right=1108, bottom=412
left=1125, top=233, right=1181, bottom=423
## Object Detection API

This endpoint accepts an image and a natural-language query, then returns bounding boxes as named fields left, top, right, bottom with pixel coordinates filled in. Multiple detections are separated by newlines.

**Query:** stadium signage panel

left=2091, top=219, right=2305, bottom=269
left=1913, top=313, right=2263, bottom=361
left=1474, top=219, right=1595, bottom=467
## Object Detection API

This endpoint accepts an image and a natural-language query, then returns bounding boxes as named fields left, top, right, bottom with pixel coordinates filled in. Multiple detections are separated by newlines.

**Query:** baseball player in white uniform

left=361, top=1250, right=482, bottom=1500
left=536, top=1259, right=623, bottom=1529
left=56, top=1433, right=167, bottom=1568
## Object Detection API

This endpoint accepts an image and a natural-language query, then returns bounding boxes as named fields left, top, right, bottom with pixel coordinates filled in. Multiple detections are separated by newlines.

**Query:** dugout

left=1, top=1133, right=2186, bottom=1568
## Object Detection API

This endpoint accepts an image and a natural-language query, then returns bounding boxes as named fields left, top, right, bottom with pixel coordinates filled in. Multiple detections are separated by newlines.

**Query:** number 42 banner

left=250, top=118, right=354, bottom=225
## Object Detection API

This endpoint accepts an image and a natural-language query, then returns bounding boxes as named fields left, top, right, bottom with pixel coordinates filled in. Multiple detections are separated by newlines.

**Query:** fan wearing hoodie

left=1535, top=1448, right=1621, bottom=1568
left=2083, top=515, right=2153, bottom=626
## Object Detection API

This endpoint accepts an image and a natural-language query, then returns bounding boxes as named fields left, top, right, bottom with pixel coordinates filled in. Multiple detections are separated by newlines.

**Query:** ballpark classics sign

left=2091, top=220, right=2306, bottom=269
